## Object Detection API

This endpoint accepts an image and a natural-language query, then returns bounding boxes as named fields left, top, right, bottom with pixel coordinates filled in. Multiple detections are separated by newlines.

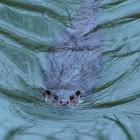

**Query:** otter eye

left=70, top=96, right=74, bottom=100
left=46, top=90, right=51, bottom=95
left=54, top=95, right=58, bottom=100
left=76, top=90, right=81, bottom=96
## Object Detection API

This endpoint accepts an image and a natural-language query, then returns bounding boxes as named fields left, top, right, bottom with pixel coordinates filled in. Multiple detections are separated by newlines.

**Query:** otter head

left=44, top=89, right=82, bottom=107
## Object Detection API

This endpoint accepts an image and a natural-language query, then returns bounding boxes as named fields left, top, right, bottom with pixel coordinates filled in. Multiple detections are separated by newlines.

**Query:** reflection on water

left=0, top=0, right=140, bottom=140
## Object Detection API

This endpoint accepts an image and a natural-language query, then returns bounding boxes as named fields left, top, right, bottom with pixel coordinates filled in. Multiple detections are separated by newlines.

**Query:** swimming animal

left=40, top=0, right=103, bottom=107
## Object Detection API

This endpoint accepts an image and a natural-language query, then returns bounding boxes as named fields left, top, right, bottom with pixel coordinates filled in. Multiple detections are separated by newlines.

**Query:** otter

left=40, top=0, right=103, bottom=107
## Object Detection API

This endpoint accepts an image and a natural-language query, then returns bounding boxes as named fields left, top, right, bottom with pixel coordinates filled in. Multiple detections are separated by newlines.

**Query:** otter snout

left=59, top=100, right=69, bottom=106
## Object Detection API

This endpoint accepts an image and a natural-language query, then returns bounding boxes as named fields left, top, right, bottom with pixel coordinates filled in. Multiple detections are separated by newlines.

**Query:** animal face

left=44, top=89, right=82, bottom=107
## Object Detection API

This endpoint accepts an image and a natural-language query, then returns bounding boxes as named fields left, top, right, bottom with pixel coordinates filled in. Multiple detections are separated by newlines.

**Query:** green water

left=0, top=0, right=140, bottom=140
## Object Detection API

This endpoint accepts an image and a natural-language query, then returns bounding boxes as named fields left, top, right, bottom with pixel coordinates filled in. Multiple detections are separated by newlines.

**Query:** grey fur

left=40, top=0, right=103, bottom=106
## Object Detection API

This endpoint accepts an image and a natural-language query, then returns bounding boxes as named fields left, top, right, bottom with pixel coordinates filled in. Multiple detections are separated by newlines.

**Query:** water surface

left=0, top=0, right=140, bottom=140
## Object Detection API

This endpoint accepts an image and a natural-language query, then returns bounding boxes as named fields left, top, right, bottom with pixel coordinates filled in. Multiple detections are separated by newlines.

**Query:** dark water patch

left=101, top=0, right=127, bottom=9
left=0, top=42, right=42, bottom=78
left=89, top=92, right=140, bottom=109
left=111, top=51, right=140, bottom=58
left=103, top=45, right=125, bottom=56
left=93, top=16, right=140, bottom=32
left=104, top=115, right=133, bottom=140
left=100, top=0, right=140, bottom=30
left=0, top=86, right=41, bottom=104
left=3, top=125, right=33, bottom=140
left=84, top=17, right=140, bottom=37
left=93, top=71, right=128, bottom=93
left=0, top=0, right=76, bottom=22
left=0, top=20, right=52, bottom=52
left=0, top=0, right=81, bottom=52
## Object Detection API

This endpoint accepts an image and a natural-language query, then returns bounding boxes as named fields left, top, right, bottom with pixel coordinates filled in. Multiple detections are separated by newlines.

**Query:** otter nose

left=59, top=100, right=69, bottom=106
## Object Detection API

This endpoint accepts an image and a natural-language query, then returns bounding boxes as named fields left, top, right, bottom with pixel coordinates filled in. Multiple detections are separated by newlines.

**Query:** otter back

left=41, top=0, right=103, bottom=95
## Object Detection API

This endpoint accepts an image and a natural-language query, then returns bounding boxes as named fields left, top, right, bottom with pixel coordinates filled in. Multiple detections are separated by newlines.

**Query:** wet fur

left=40, top=0, right=103, bottom=106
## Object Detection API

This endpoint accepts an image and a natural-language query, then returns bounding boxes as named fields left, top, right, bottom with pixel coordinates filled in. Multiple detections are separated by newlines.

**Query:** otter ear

left=44, top=90, right=51, bottom=102
left=45, top=89, right=51, bottom=96
left=75, top=90, right=82, bottom=98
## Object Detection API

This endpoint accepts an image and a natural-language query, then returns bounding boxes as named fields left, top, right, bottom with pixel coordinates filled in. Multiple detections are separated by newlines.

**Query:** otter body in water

left=41, top=0, right=103, bottom=107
